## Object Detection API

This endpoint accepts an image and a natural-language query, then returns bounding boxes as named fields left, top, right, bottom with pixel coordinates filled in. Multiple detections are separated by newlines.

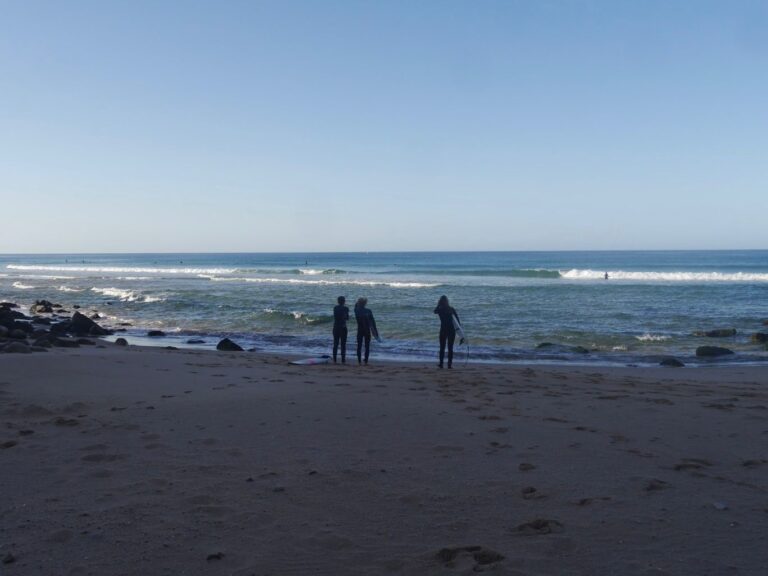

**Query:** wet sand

left=1, top=345, right=767, bottom=575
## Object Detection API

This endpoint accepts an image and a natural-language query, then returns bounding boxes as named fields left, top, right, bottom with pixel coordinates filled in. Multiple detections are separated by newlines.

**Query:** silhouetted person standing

left=434, top=295, right=459, bottom=369
left=354, top=297, right=377, bottom=364
left=332, top=296, right=349, bottom=363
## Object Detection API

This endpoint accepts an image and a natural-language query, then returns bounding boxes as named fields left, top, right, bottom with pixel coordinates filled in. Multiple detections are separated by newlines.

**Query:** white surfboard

left=452, top=314, right=466, bottom=343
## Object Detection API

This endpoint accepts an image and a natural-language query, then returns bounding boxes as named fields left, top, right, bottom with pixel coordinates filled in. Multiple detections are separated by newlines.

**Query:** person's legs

left=447, top=331, right=456, bottom=368
left=332, top=328, right=340, bottom=362
left=364, top=334, right=371, bottom=363
left=356, top=332, right=364, bottom=364
left=438, top=330, right=447, bottom=367
left=340, top=327, right=347, bottom=363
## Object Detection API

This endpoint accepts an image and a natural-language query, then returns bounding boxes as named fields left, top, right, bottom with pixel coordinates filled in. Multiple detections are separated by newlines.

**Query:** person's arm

left=345, top=307, right=350, bottom=321
left=434, top=306, right=440, bottom=314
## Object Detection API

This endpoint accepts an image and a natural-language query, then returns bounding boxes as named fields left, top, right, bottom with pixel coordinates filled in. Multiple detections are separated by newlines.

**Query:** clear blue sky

left=1, top=0, right=766, bottom=252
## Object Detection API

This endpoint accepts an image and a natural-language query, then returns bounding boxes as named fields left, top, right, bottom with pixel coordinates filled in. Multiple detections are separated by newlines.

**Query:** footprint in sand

left=515, top=518, right=564, bottom=535
left=673, top=458, right=712, bottom=471
left=435, top=546, right=504, bottom=569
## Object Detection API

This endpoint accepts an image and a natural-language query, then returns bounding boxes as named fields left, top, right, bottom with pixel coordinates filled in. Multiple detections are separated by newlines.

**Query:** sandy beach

left=1, top=345, right=766, bottom=575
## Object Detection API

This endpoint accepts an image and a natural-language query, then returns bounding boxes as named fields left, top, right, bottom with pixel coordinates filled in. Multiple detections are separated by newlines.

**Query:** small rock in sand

left=217, top=338, right=244, bottom=352
left=519, top=462, right=536, bottom=471
left=114, top=338, right=128, bottom=346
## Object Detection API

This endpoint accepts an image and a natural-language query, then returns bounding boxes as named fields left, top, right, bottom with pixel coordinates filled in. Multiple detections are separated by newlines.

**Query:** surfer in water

left=354, top=297, right=377, bottom=365
left=434, top=295, right=460, bottom=369
left=332, top=296, right=349, bottom=363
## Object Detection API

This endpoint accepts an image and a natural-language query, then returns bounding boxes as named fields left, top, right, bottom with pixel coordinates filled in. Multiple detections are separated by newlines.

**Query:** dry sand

left=1, top=345, right=767, bottom=575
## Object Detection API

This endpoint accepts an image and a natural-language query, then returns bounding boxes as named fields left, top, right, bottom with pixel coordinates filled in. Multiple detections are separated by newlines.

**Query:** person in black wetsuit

left=434, top=295, right=459, bottom=369
left=354, top=297, right=377, bottom=365
left=332, top=296, right=349, bottom=363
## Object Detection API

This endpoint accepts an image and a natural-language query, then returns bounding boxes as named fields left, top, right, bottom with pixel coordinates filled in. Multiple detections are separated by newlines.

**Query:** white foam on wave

left=561, top=269, right=768, bottom=282
left=57, top=286, right=84, bottom=293
left=12, top=281, right=36, bottom=289
left=636, top=333, right=671, bottom=342
left=200, top=275, right=438, bottom=288
left=7, top=264, right=236, bottom=275
left=91, top=287, right=165, bottom=303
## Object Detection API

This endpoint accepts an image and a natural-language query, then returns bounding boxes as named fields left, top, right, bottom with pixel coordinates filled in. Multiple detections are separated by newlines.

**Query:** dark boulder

left=3, top=342, right=31, bottom=354
left=114, top=338, right=128, bottom=346
left=70, top=312, right=111, bottom=336
left=33, top=337, right=52, bottom=348
left=186, top=338, right=205, bottom=344
left=29, top=300, right=55, bottom=314
left=696, top=346, right=734, bottom=358
left=0, top=325, right=7, bottom=338
left=52, top=337, right=80, bottom=348
left=76, top=338, right=95, bottom=345
left=0, top=302, right=19, bottom=309
left=216, top=338, right=244, bottom=352
left=9, top=329, right=27, bottom=340
left=50, top=321, right=72, bottom=334
left=147, top=330, right=166, bottom=337
left=31, top=316, right=52, bottom=325
left=90, top=313, right=102, bottom=320
left=750, top=332, right=768, bottom=344
left=694, top=328, right=737, bottom=338
left=660, top=357, right=685, bottom=367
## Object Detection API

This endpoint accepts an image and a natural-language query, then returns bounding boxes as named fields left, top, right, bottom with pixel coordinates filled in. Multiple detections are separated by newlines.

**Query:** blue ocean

left=2, top=251, right=767, bottom=365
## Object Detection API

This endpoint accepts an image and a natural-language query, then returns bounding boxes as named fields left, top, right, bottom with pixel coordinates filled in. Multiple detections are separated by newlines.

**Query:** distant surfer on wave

left=434, top=295, right=461, bottom=369
left=354, top=297, right=378, bottom=365
left=332, top=296, right=349, bottom=364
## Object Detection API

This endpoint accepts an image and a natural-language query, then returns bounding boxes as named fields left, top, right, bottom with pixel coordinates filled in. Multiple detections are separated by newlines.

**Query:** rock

left=216, top=338, right=244, bottom=352
left=76, top=338, right=95, bottom=345
left=114, top=338, right=128, bottom=346
left=147, top=330, right=166, bottom=337
left=90, top=313, right=102, bottom=320
left=519, top=462, right=536, bottom=471
left=694, top=328, right=737, bottom=337
left=33, top=337, right=52, bottom=348
left=52, top=337, right=80, bottom=348
left=30, top=299, right=54, bottom=314
left=31, top=316, right=52, bottom=325
left=70, top=311, right=111, bottom=336
left=535, top=342, right=589, bottom=354
left=0, top=302, right=19, bottom=308
left=696, top=346, right=734, bottom=358
left=3, top=342, right=31, bottom=354
left=659, top=357, right=685, bottom=367
left=750, top=332, right=768, bottom=344
left=164, top=346, right=178, bottom=350
left=9, top=329, right=27, bottom=340
left=0, top=325, right=8, bottom=338
left=186, top=338, right=205, bottom=344
left=73, top=304, right=80, bottom=309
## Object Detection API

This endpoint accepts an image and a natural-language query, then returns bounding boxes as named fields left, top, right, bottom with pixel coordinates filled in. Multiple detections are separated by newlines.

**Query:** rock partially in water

left=114, top=337, right=128, bottom=346
left=696, top=346, right=734, bottom=358
left=659, top=357, right=685, bottom=367
left=147, top=330, right=166, bottom=337
left=750, top=332, right=768, bottom=344
left=694, top=328, right=737, bottom=338
left=217, top=338, right=244, bottom=352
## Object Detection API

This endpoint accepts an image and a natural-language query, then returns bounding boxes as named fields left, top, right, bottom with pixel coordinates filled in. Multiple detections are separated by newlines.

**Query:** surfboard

left=371, top=324, right=381, bottom=343
left=290, top=355, right=331, bottom=365
left=452, top=314, right=466, bottom=343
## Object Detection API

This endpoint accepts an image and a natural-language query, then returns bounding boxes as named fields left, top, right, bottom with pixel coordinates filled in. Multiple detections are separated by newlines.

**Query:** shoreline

left=2, top=344, right=767, bottom=574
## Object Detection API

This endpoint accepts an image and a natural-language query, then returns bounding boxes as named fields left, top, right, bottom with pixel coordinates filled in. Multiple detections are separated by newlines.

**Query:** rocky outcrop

left=69, top=312, right=111, bottom=336
left=29, top=300, right=55, bottom=314
left=694, top=329, right=737, bottom=338
left=750, top=332, right=768, bottom=344
left=536, top=342, right=589, bottom=354
left=147, top=330, right=166, bottom=337
left=696, top=346, right=734, bottom=358
left=216, top=338, right=244, bottom=352
left=659, top=357, right=685, bottom=367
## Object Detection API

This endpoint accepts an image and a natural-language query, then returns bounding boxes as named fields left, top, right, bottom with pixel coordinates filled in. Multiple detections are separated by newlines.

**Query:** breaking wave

left=7, top=265, right=236, bottom=275
left=561, top=269, right=768, bottom=282
left=262, top=308, right=333, bottom=325
left=635, top=333, right=672, bottom=342
left=12, top=281, right=36, bottom=290
left=91, top=287, right=165, bottom=303
left=198, top=275, right=438, bottom=288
